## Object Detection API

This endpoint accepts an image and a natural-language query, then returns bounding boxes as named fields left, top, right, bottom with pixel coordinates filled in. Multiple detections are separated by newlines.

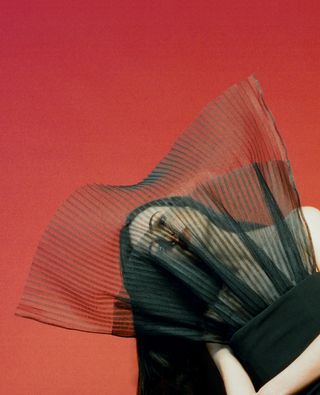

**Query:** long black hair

left=135, top=334, right=226, bottom=395
left=119, top=196, right=227, bottom=395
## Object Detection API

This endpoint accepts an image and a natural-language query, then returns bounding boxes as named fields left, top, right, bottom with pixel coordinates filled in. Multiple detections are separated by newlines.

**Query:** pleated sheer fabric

left=16, top=74, right=318, bottom=344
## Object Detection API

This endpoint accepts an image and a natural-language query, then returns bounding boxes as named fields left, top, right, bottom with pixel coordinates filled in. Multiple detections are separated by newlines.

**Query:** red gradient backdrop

left=1, top=1, right=320, bottom=394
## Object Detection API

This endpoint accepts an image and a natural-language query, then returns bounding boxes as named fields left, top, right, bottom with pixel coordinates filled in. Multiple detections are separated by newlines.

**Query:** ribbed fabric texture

left=16, top=75, right=318, bottom=343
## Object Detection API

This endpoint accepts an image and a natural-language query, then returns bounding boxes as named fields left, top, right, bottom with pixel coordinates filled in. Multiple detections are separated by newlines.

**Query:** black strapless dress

left=230, top=272, right=320, bottom=394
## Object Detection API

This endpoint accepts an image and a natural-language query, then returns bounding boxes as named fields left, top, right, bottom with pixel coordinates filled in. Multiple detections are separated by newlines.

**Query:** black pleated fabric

left=16, top=75, right=318, bottom=346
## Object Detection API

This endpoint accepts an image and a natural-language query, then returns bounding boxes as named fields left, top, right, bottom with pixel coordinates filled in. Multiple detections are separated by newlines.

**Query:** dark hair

left=135, top=334, right=226, bottom=395
left=120, top=196, right=227, bottom=395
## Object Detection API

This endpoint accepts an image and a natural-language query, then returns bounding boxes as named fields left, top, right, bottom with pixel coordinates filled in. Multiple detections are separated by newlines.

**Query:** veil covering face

left=16, top=75, right=318, bottom=344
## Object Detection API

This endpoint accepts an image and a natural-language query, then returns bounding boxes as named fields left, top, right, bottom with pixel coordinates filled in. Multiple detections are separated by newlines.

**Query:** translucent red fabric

left=16, top=75, right=318, bottom=343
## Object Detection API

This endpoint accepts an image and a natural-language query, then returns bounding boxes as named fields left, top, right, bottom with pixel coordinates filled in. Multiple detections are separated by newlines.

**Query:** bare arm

left=206, top=342, right=256, bottom=395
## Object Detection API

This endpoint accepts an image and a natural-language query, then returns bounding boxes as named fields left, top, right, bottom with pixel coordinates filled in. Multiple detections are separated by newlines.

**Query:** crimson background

left=1, top=1, right=320, bottom=394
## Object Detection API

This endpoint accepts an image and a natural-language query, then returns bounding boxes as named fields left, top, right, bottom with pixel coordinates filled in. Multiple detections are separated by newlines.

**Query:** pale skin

left=128, top=205, right=320, bottom=395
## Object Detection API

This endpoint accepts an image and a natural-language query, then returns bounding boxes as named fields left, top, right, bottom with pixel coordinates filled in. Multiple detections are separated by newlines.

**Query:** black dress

left=15, top=75, right=320, bottom=394
left=230, top=271, right=320, bottom=393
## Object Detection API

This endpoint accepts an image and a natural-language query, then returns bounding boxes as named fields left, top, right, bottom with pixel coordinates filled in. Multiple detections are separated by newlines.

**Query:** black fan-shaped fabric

left=16, top=75, right=318, bottom=346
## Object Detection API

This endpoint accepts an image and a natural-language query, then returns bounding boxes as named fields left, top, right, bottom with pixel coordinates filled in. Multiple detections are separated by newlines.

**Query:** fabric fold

left=16, top=74, right=318, bottom=343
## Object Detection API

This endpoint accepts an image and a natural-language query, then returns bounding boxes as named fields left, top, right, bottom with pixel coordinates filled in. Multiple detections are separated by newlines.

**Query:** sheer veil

left=16, top=75, right=317, bottom=344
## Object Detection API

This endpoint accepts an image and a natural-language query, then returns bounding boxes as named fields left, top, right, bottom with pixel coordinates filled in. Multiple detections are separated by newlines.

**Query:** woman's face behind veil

left=127, top=204, right=209, bottom=258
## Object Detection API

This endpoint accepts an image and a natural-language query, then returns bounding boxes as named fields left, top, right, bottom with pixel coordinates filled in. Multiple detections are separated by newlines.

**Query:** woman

left=122, top=197, right=320, bottom=394
left=16, top=75, right=320, bottom=394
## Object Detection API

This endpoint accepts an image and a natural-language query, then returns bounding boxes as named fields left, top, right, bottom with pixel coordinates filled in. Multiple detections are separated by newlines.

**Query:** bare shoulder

left=301, top=206, right=320, bottom=236
left=206, top=342, right=233, bottom=367
left=300, top=206, right=320, bottom=270
left=301, top=205, right=320, bottom=220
